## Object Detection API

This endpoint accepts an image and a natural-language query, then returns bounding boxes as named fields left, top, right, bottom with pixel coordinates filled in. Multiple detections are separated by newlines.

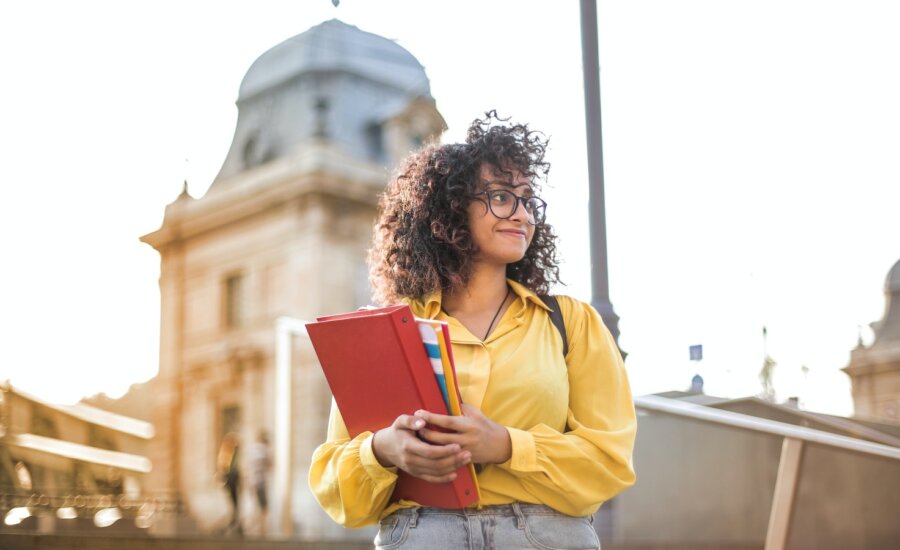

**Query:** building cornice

left=141, top=140, right=386, bottom=251
left=843, top=344, right=900, bottom=376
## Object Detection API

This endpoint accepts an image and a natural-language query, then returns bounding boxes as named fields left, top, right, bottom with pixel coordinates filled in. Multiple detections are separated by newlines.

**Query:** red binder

left=306, top=305, right=479, bottom=508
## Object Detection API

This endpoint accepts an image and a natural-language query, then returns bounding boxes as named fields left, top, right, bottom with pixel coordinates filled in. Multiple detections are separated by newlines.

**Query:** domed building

left=844, top=257, right=900, bottom=423
left=141, top=19, right=445, bottom=539
left=214, top=19, right=442, bottom=184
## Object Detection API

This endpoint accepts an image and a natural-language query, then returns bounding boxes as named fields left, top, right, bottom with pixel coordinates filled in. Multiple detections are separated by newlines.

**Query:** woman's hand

left=414, top=404, right=512, bottom=465
left=372, top=414, right=472, bottom=483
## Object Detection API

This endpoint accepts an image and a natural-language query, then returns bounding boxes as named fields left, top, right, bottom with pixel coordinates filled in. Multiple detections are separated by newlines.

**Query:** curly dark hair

left=368, top=111, right=561, bottom=305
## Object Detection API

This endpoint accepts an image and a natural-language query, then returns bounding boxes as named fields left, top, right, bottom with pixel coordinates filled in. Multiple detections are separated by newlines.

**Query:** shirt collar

left=414, top=279, right=552, bottom=317
left=507, top=279, right=553, bottom=312
left=418, top=290, right=443, bottom=319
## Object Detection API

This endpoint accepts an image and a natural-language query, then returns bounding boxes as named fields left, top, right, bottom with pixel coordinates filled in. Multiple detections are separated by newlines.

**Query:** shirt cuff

left=501, top=427, right=540, bottom=472
left=359, top=433, right=399, bottom=480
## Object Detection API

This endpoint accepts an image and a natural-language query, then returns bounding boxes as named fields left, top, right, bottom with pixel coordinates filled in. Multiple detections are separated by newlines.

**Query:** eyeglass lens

left=486, top=190, right=546, bottom=224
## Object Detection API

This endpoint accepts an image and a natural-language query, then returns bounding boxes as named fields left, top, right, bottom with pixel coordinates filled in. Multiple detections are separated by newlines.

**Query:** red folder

left=306, top=305, right=479, bottom=508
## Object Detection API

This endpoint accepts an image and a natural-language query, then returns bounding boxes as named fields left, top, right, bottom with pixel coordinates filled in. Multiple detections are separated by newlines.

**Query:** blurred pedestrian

left=217, top=432, right=242, bottom=535
left=247, top=430, right=272, bottom=536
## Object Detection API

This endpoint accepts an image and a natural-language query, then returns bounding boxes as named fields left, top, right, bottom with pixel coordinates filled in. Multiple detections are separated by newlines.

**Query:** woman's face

left=466, top=164, right=537, bottom=267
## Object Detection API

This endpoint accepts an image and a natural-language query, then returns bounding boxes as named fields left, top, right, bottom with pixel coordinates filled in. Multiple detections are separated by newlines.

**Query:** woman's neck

left=443, top=264, right=509, bottom=315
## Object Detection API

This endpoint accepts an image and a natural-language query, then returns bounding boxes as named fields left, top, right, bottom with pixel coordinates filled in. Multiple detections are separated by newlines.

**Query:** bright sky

left=1, top=1, right=898, bottom=417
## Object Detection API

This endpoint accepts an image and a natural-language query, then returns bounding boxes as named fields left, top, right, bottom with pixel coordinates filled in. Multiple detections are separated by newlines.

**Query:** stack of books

left=306, top=305, right=480, bottom=508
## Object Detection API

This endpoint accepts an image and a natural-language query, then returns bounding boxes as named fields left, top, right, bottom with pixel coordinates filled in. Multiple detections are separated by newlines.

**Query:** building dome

left=887, top=258, right=900, bottom=294
left=871, top=256, right=900, bottom=346
left=211, top=19, right=441, bottom=185
left=238, top=19, right=430, bottom=102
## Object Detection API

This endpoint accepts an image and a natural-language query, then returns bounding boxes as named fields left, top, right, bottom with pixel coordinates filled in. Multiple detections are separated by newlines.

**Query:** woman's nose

left=508, top=197, right=532, bottom=223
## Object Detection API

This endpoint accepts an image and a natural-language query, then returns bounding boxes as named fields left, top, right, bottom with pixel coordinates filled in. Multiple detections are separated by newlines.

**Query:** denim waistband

left=390, top=503, right=573, bottom=523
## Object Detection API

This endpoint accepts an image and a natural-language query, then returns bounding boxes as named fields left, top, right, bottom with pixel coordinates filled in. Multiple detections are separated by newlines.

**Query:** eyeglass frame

left=470, top=189, right=547, bottom=225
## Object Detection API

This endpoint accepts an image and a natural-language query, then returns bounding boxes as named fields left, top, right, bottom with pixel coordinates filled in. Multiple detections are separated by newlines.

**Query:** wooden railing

left=633, top=395, right=900, bottom=550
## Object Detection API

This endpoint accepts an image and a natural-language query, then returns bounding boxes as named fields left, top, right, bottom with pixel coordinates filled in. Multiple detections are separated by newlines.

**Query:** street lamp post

left=580, top=0, right=623, bottom=353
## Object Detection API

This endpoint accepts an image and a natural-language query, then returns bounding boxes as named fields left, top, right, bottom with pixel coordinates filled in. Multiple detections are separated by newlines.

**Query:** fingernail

left=414, top=420, right=424, bottom=429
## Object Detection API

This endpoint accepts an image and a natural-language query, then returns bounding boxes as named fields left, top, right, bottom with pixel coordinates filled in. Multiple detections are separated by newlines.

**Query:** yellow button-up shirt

left=308, top=280, right=636, bottom=527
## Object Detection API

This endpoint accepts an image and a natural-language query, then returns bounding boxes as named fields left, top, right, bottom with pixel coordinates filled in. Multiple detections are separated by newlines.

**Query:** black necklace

left=441, top=286, right=512, bottom=341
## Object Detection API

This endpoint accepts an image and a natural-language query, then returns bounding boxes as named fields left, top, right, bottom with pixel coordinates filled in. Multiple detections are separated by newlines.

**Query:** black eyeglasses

left=472, top=189, right=547, bottom=225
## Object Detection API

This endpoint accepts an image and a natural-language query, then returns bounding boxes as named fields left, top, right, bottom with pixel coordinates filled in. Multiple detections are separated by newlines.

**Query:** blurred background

left=1, top=1, right=898, bottom=548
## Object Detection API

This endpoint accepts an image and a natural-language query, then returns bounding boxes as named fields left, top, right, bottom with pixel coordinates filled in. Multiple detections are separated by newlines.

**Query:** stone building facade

left=140, top=19, right=445, bottom=538
left=844, top=257, right=900, bottom=423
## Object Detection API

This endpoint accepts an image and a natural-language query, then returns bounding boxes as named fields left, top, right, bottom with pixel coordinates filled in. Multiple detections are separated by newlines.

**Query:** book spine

left=418, top=321, right=454, bottom=413
left=390, top=310, right=444, bottom=415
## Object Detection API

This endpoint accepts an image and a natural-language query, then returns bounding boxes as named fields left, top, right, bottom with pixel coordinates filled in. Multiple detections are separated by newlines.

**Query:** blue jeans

left=374, top=503, right=600, bottom=550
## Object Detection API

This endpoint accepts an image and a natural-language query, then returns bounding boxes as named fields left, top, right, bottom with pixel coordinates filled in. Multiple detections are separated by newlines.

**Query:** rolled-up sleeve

left=308, top=400, right=399, bottom=527
left=496, top=298, right=636, bottom=516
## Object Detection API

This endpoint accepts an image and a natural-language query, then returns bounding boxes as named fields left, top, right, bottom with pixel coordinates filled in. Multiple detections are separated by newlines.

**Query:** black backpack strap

left=541, top=294, right=568, bottom=358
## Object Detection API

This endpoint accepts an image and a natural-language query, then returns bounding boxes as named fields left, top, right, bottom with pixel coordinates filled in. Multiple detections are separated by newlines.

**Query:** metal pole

left=580, top=0, right=623, bottom=351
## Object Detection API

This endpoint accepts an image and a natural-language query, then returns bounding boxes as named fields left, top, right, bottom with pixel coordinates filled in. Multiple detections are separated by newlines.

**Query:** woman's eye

left=490, top=192, right=510, bottom=203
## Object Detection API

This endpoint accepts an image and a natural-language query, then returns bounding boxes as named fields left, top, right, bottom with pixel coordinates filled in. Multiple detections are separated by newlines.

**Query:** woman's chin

left=476, top=251, right=528, bottom=267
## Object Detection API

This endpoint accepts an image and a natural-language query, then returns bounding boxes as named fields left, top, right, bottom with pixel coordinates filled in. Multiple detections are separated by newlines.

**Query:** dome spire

left=178, top=158, right=191, bottom=200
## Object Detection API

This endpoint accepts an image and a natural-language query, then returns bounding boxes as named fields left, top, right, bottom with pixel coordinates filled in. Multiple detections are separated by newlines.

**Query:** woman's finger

left=460, top=403, right=482, bottom=418
left=415, top=471, right=458, bottom=484
left=417, top=428, right=462, bottom=446
left=405, top=451, right=470, bottom=476
left=403, top=438, right=461, bottom=460
left=393, top=414, right=426, bottom=432
left=414, top=409, right=467, bottom=431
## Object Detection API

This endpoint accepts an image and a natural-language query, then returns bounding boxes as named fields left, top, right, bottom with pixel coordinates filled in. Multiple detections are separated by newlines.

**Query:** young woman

left=309, top=112, right=636, bottom=549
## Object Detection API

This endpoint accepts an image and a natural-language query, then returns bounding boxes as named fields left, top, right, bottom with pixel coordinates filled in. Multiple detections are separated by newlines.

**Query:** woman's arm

left=500, top=297, right=636, bottom=514
left=417, top=297, right=636, bottom=516
left=308, top=402, right=398, bottom=527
